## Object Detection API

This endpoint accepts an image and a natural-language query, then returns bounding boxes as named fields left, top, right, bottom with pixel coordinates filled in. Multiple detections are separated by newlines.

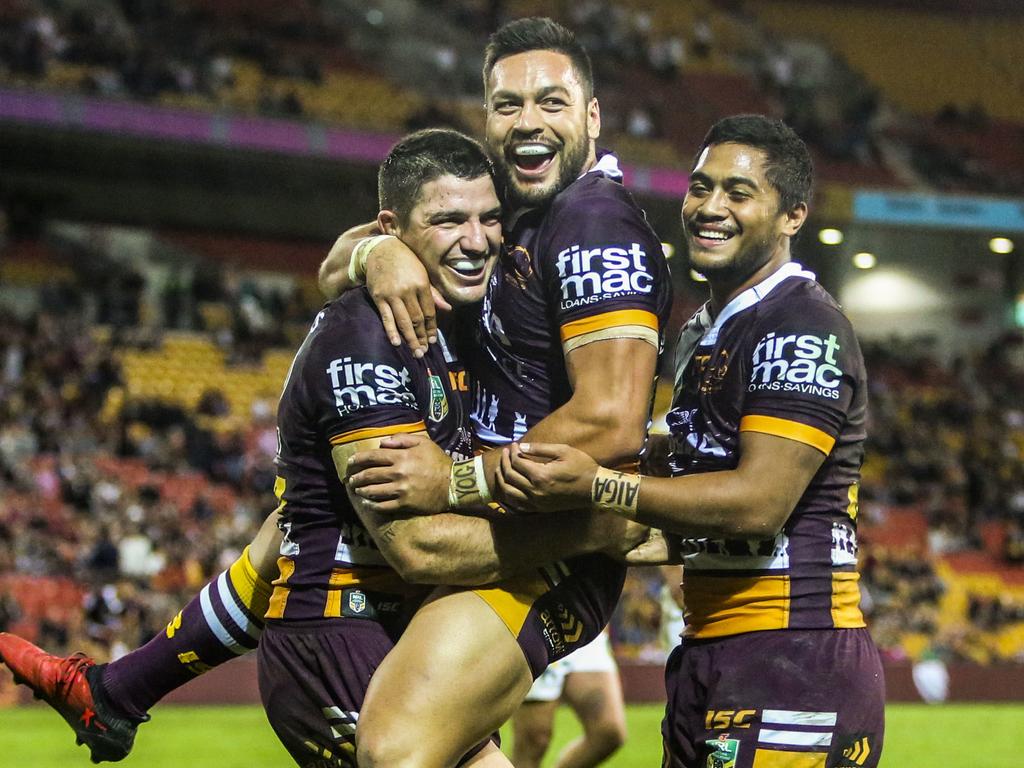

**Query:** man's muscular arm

left=348, top=337, right=659, bottom=516
left=502, top=430, right=826, bottom=540
left=363, top=506, right=644, bottom=586
left=318, top=221, right=379, bottom=299
left=482, top=336, right=658, bottom=499
left=333, top=440, right=644, bottom=586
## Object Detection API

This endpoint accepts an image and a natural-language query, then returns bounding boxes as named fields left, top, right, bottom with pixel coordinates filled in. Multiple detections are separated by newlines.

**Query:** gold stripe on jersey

left=684, top=571, right=866, bottom=638
left=846, top=482, right=859, bottom=520
left=683, top=574, right=790, bottom=638
left=752, top=749, right=826, bottom=768
left=739, top=415, right=836, bottom=455
left=560, top=310, right=659, bottom=353
left=329, top=421, right=426, bottom=446
left=266, top=556, right=296, bottom=620
left=830, top=571, right=866, bottom=628
left=323, top=568, right=415, bottom=618
left=472, top=571, right=551, bottom=637
left=273, top=475, right=287, bottom=511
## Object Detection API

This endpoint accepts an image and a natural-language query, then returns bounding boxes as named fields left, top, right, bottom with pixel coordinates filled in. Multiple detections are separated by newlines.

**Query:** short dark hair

left=694, top=115, right=813, bottom=212
left=378, top=128, right=493, bottom=222
left=483, top=17, right=594, bottom=101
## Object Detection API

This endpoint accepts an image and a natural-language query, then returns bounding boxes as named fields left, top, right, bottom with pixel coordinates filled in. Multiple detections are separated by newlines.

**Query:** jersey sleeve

left=305, top=312, right=425, bottom=447
left=740, top=299, right=862, bottom=455
left=542, top=184, right=666, bottom=353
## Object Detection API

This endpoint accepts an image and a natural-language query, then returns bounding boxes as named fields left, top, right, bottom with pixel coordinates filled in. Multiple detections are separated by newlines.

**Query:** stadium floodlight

left=690, top=269, right=708, bottom=282
left=661, top=242, right=676, bottom=259
left=818, top=228, right=844, bottom=245
left=852, top=252, right=877, bottom=270
left=989, top=237, right=1014, bottom=254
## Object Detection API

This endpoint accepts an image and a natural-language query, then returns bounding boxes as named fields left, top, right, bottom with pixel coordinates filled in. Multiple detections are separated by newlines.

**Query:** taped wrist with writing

left=591, top=466, right=641, bottom=517
left=448, top=455, right=493, bottom=509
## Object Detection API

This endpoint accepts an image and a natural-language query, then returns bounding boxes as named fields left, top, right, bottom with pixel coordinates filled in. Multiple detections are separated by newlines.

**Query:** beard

left=686, top=234, right=776, bottom=286
left=493, top=134, right=591, bottom=210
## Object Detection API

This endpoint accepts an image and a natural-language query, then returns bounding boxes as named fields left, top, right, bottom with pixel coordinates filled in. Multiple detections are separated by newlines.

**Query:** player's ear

left=587, top=97, right=601, bottom=140
left=377, top=209, right=401, bottom=237
left=781, top=201, right=808, bottom=238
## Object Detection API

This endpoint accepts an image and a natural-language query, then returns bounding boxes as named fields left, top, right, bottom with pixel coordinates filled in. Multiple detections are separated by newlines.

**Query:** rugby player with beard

left=318, top=16, right=672, bottom=768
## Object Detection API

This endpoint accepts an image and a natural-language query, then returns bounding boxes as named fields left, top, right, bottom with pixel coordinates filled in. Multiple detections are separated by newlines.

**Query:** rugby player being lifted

left=0, top=127, right=645, bottom=766
left=258, top=128, right=646, bottom=768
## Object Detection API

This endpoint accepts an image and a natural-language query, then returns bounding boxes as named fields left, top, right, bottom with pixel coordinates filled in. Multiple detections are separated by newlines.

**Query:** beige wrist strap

left=591, top=466, right=641, bottom=517
left=448, top=455, right=493, bottom=509
left=348, top=234, right=396, bottom=286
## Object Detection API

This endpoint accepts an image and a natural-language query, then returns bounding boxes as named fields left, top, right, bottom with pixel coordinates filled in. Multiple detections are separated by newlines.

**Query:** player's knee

left=356, top=729, right=446, bottom=768
left=515, top=723, right=553, bottom=762
left=357, top=732, right=410, bottom=768
left=587, top=718, right=626, bottom=759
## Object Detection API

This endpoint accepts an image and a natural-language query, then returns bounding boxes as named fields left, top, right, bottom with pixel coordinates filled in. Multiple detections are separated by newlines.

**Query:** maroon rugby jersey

left=464, top=155, right=673, bottom=446
left=266, top=291, right=473, bottom=623
left=665, top=263, right=867, bottom=638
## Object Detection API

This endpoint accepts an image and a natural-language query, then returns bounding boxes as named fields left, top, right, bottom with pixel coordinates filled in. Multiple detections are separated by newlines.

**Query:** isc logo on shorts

left=556, top=242, right=653, bottom=305
left=748, top=332, right=843, bottom=400
left=326, top=356, right=416, bottom=415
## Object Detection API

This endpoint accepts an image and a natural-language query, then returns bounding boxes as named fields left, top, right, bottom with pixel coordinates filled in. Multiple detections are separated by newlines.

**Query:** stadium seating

left=750, top=2, right=1024, bottom=123
left=112, top=333, right=289, bottom=431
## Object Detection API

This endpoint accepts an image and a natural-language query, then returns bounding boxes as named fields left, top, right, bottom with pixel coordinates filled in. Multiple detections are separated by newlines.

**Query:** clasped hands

left=346, top=435, right=597, bottom=516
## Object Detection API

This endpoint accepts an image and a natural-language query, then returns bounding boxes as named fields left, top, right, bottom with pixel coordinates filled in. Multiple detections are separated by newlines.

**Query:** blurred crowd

left=0, top=251, right=319, bottom=661
left=0, top=0, right=333, bottom=116
left=862, top=338, right=1024, bottom=556
left=2, top=0, right=1020, bottom=192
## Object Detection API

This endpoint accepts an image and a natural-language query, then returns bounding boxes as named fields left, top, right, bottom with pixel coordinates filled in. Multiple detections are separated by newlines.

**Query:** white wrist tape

left=448, top=455, right=493, bottom=509
left=348, top=234, right=395, bottom=286
left=591, top=467, right=641, bottom=517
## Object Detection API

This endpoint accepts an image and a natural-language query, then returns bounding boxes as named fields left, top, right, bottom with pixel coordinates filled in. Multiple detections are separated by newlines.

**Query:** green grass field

left=0, top=702, right=1022, bottom=767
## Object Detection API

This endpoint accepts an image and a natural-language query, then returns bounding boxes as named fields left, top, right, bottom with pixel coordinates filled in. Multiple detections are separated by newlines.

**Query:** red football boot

left=0, top=633, right=144, bottom=763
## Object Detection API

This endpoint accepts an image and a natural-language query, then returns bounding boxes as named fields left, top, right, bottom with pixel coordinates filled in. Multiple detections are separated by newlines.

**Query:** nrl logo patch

left=705, top=736, right=739, bottom=768
left=347, top=590, right=367, bottom=614
left=428, top=373, right=449, bottom=422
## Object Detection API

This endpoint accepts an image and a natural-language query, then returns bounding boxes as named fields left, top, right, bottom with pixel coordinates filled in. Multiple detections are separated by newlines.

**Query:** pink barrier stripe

left=81, top=100, right=211, bottom=141
left=325, top=128, right=399, bottom=162
left=228, top=116, right=312, bottom=154
left=0, top=87, right=687, bottom=197
left=0, top=88, right=63, bottom=122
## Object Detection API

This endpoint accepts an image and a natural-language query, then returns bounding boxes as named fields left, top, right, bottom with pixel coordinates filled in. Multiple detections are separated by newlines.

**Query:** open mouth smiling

left=689, top=223, right=737, bottom=248
left=447, top=256, right=488, bottom=279
left=511, top=143, right=557, bottom=176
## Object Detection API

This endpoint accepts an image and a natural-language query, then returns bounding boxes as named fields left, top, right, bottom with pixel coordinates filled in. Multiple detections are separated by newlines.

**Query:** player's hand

left=600, top=517, right=651, bottom=560
left=347, top=433, right=451, bottom=515
left=365, top=238, right=451, bottom=357
left=496, top=442, right=597, bottom=513
left=623, top=529, right=684, bottom=566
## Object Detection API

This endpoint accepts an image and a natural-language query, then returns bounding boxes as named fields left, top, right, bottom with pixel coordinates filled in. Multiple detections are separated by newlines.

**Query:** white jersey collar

left=700, top=261, right=816, bottom=345
left=586, top=152, right=623, bottom=181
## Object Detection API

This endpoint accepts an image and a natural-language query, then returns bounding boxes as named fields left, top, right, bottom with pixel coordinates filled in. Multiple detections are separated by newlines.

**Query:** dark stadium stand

left=2, top=0, right=1021, bottom=189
